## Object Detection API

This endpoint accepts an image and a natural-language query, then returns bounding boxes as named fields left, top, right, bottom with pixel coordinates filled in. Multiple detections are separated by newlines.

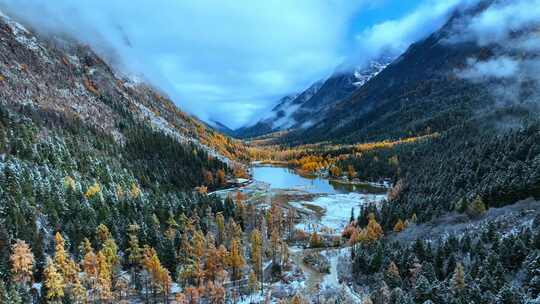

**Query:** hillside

left=0, top=9, right=248, bottom=298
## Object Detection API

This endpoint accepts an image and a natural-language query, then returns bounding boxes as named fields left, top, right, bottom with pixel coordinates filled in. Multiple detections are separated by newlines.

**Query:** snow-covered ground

left=292, top=192, right=386, bottom=233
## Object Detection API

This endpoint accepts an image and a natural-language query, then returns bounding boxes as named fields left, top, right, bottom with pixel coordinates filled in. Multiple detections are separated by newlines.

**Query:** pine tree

left=0, top=221, right=11, bottom=281
left=525, top=251, right=540, bottom=298
left=44, top=257, right=65, bottom=303
left=496, top=283, right=523, bottom=304
left=414, top=274, right=433, bottom=303
left=384, top=261, right=402, bottom=288
left=467, top=195, right=486, bottom=218
left=126, top=224, right=142, bottom=288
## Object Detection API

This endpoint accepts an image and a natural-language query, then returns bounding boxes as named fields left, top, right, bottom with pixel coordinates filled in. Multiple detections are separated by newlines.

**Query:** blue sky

left=0, top=0, right=462, bottom=128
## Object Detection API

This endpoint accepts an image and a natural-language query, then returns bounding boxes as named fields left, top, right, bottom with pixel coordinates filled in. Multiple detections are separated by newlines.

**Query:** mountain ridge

left=234, top=57, right=392, bottom=139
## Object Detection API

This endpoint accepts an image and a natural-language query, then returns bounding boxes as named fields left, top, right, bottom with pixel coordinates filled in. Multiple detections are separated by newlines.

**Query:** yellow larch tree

left=366, top=213, right=383, bottom=242
left=216, top=213, right=225, bottom=245
left=96, top=251, right=113, bottom=302
left=250, top=229, right=262, bottom=279
left=10, top=239, right=34, bottom=288
left=54, top=232, right=69, bottom=275
left=393, top=219, right=407, bottom=233
left=228, top=238, right=245, bottom=281
left=44, top=257, right=65, bottom=303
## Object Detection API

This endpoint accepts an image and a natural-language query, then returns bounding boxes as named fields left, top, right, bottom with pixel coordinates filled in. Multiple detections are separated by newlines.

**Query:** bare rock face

left=303, top=252, right=330, bottom=274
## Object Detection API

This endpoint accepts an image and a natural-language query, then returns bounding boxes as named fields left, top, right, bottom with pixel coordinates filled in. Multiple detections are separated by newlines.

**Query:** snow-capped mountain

left=235, top=58, right=392, bottom=138
left=352, top=60, right=391, bottom=87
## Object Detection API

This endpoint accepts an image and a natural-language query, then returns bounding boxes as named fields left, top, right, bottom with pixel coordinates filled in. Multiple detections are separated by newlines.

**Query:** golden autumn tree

left=54, top=232, right=69, bottom=275
left=216, top=169, right=226, bottom=186
left=207, top=281, right=225, bottom=304
left=44, top=257, right=65, bottom=303
left=216, top=213, right=225, bottom=245
left=329, top=166, right=342, bottom=178
left=309, top=231, right=322, bottom=248
left=81, top=247, right=98, bottom=298
left=84, top=181, right=101, bottom=199
left=347, top=165, right=357, bottom=181
left=228, top=238, right=245, bottom=281
left=204, top=241, right=220, bottom=283
left=71, top=278, right=88, bottom=304
left=129, top=182, right=141, bottom=199
left=10, top=239, right=34, bottom=288
left=80, top=238, right=93, bottom=257
left=96, top=224, right=112, bottom=244
left=393, top=219, right=407, bottom=233
left=192, top=230, right=207, bottom=261
left=366, top=213, right=383, bottom=242
left=250, top=229, right=263, bottom=279
left=248, top=270, right=258, bottom=294
left=96, top=251, right=113, bottom=302
left=142, top=247, right=171, bottom=301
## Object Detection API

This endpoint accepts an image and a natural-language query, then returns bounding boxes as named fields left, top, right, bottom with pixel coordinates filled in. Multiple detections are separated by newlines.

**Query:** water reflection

left=252, top=165, right=385, bottom=194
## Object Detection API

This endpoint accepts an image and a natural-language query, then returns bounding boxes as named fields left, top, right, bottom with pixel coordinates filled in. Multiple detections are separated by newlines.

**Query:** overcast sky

left=0, top=0, right=466, bottom=128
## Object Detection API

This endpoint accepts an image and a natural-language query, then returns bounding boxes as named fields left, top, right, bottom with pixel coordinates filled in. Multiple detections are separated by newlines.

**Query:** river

left=250, top=165, right=387, bottom=299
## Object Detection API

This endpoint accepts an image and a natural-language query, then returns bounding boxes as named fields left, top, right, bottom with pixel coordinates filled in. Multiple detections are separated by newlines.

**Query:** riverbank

left=217, top=165, right=388, bottom=302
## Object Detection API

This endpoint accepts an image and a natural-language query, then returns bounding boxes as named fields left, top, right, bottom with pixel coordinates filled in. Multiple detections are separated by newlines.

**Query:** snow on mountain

left=352, top=60, right=390, bottom=87
left=234, top=58, right=392, bottom=138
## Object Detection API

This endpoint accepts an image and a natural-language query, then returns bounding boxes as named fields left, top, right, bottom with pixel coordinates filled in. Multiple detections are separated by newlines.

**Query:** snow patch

left=294, top=193, right=386, bottom=233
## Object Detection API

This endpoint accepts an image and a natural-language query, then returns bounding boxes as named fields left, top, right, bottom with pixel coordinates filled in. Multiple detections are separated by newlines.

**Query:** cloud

left=353, top=0, right=466, bottom=60
left=450, top=0, right=540, bottom=107
left=449, top=0, right=540, bottom=46
left=459, top=56, right=519, bottom=80
left=0, top=0, right=362, bottom=128
left=451, top=0, right=540, bottom=80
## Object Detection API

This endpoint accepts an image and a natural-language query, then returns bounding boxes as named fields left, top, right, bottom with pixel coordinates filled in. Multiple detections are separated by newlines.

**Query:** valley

left=210, top=164, right=387, bottom=302
left=1, top=1, right=540, bottom=303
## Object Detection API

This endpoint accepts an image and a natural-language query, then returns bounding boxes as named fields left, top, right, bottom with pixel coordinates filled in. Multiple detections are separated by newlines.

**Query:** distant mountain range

left=233, top=57, right=392, bottom=139
left=274, top=1, right=539, bottom=145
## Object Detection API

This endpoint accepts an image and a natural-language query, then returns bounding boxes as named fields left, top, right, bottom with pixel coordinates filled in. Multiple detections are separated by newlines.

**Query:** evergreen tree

left=415, top=275, right=434, bottom=303
left=451, top=263, right=466, bottom=295
left=384, top=261, right=402, bottom=288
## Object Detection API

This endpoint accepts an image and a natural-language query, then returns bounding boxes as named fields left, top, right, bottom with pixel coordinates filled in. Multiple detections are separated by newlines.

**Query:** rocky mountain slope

left=0, top=10, right=247, bottom=163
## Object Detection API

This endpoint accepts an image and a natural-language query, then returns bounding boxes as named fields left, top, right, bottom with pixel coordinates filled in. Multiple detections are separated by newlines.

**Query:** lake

left=252, top=165, right=385, bottom=194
